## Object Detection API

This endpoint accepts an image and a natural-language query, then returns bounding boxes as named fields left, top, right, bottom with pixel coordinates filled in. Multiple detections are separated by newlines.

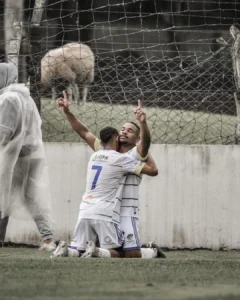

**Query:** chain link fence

left=3, top=0, right=240, bottom=144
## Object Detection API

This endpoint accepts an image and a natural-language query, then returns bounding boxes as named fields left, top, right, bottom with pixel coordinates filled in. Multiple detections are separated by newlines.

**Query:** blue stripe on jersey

left=123, top=246, right=141, bottom=251
left=110, top=164, right=122, bottom=168
left=95, top=213, right=112, bottom=218
left=124, top=174, right=142, bottom=179
left=119, top=183, right=138, bottom=186
left=112, top=219, right=120, bottom=224
left=101, top=200, right=115, bottom=203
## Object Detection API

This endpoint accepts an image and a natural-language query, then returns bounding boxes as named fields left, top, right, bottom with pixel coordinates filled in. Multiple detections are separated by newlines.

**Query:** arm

left=57, top=91, right=97, bottom=150
left=140, top=153, right=158, bottom=177
left=122, top=152, right=158, bottom=177
left=135, top=100, right=151, bottom=158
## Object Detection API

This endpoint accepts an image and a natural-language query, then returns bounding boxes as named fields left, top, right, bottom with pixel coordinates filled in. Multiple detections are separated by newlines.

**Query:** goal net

left=5, top=0, right=240, bottom=144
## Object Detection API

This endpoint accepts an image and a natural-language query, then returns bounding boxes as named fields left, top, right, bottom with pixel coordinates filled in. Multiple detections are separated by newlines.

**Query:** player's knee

left=123, top=250, right=141, bottom=258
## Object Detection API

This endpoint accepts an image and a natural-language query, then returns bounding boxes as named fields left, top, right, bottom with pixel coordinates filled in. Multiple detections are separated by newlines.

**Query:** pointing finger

left=63, top=90, right=67, bottom=100
left=137, top=99, right=142, bottom=108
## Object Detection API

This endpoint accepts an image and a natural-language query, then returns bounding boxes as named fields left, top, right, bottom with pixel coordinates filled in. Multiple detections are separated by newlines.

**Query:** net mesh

left=3, top=0, right=240, bottom=144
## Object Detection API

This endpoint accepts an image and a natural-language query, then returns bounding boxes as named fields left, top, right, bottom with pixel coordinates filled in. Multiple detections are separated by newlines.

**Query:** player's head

left=119, top=122, right=140, bottom=147
left=100, top=126, right=119, bottom=150
left=0, top=63, right=18, bottom=90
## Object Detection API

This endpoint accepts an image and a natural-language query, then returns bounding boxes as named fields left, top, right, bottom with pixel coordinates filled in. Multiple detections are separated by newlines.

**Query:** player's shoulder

left=109, top=150, right=124, bottom=159
left=128, top=146, right=148, bottom=161
left=127, top=146, right=137, bottom=155
left=109, top=150, right=133, bottom=165
left=126, top=146, right=139, bottom=159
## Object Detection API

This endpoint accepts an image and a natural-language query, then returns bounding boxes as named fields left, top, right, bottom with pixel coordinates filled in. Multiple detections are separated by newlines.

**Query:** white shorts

left=120, top=216, right=141, bottom=251
left=70, top=218, right=124, bottom=251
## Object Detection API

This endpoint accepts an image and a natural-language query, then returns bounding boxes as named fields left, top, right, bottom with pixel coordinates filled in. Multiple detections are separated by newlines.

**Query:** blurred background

left=1, top=0, right=240, bottom=144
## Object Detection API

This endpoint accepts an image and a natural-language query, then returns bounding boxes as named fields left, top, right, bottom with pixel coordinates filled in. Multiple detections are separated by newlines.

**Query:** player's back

left=85, top=150, right=127, bottom=201
left=79, top=149, right=144, bottom=224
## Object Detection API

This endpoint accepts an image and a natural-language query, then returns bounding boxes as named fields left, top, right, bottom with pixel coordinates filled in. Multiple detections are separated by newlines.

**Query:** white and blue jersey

left=79, top=149, right=145, bottom=224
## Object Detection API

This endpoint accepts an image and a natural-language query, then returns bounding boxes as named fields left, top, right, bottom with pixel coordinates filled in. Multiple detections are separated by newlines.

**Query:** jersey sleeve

left=94, top=138, right=101, bottom=152
left=121, top=153, right=146, bottom=175
left=129, top=146, right=148, bottom=162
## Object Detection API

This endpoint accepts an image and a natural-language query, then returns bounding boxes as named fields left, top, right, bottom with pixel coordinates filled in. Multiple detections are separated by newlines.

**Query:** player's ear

left=115, top=135, right=120, bottom=145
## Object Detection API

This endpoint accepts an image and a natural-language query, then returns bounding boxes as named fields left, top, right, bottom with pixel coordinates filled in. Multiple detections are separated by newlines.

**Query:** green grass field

left=41, top=99, right=237, bottom=144
left=1, top=248, right=240, bottom=300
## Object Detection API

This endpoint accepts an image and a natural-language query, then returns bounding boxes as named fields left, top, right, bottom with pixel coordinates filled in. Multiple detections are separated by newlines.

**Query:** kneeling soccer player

left=51, top=126, right=157, bottom=258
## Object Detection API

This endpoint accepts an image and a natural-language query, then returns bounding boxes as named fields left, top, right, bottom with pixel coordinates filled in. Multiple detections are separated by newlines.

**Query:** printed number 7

left=91, top=165, right=102, bottom=190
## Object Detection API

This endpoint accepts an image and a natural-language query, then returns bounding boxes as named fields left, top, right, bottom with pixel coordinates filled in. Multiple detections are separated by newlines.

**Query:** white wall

left=5, top=143, right=240, bottom=250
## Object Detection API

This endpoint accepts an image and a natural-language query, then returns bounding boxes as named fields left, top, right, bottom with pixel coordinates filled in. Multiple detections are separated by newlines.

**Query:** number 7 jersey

left=79, top=149, right=145, bottom=224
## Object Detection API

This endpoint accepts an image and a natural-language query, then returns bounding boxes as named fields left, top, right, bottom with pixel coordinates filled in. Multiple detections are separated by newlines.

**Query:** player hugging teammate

left=52, top=91, right=166, bottom=259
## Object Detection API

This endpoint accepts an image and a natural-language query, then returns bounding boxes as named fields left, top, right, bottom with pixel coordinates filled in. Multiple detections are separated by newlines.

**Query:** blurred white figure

left=0, top=63, right=55, bottom=251
left=41, top=43, right=95, bottom=105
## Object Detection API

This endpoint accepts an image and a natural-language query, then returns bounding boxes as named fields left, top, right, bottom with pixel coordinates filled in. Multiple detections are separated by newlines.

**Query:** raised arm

left=57, top=91, right=97, bottom=150
left=134, top=100, right=151, bottom=158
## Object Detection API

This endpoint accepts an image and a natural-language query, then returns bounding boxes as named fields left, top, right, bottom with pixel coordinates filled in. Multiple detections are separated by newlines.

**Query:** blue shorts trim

left=114, top=223, right=124, bottom=245
left=123, top=246, right=141, bottom=251
left=69, top=246, right=77, bottom=250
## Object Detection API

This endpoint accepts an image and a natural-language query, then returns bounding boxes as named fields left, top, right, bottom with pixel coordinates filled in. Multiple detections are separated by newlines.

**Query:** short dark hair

left=129, top=122, right=140, bottom=136
left=100, top=127, right=119, bottom=144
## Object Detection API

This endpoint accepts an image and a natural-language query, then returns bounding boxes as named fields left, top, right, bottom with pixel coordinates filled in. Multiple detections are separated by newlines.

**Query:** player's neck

left=103, top=146, right=113, bottom=150
left=102, top=142, right=117, bottom=151
left=119, top=144, right=134, bottom=153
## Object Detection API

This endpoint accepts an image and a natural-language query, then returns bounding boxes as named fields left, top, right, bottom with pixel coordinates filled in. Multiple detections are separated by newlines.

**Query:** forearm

left=57, top=92, right=97, bottom=149
left=137, top=121, right=151, bottom=157
left=64, top=110, right=89, bottom=138
left=145, top=153, right=157, bottom=170
left=141, top=153, right=158, bottom=176
left=64, top=110, right=96, bottom=150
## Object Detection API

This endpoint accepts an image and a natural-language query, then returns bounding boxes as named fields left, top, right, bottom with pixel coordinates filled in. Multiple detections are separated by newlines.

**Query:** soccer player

left=115, top=121, right=165, bottom=258
left=0, top=63, right=55, bottom=251
left=52, top=126, right=157, bottom=258
left=56, top=91, right=165, bottom=259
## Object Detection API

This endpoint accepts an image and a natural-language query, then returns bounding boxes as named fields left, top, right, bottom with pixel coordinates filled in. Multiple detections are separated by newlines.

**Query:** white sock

left=68, top=248, right=80, bottom=257
left=141, top=248, right=157, bottom=259
left=97, top=248, right=111, bottom=258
